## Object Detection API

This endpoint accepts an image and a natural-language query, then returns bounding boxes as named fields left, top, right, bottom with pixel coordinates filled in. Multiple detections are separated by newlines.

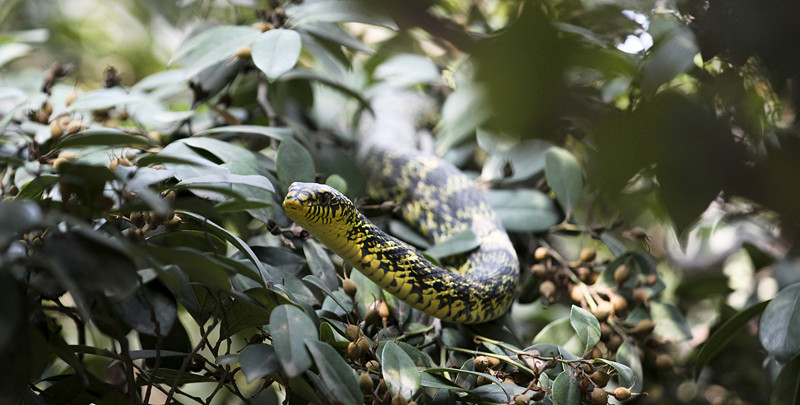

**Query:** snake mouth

left=282, top=196, right=303, bottom=214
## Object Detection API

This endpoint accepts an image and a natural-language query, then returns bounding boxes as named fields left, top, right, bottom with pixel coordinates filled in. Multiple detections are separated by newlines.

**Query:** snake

left=282, top=146, right=519, bottom=324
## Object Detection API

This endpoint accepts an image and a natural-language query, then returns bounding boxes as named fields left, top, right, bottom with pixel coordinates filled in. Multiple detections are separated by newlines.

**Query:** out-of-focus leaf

left=240, top=344, right=280, bottom=383
left=0, top=200, right=42, bottom=249
left=0, top=271, right=28, bottom=404
left=388, top=220, right=431, bottom=249
left=616, top=340, right=643, bottom=393
left=300, top=23, right=374, bottom=54
left=306, top=341, right=364, bottom=405
left=53, top=128, right=151, bottom=149
left=650, top=301, right=693, bottom=341
left=771, top=353, right=800, bottom=405
left=276, top=137, right=315, bottom=191
left=281, top=70, right=370, bottom=110
left=171, top=25, right=261, bottom=76
left=551, top=370, right=581, bottom=405
left=41, top=232, right=138, bottom=299
left=0, top=43, right=32, bottom=68
left=486, top=189, right=561, bottom=232
left=545, top=147, right=583, bottom=216
left=641, top=16, right=699, bottom=95
left=374, top=54, right=441, bottom=86
left=424, top=230, right=480, bottom=260
left=759, top=283, right=800, bottom=363
left=269, top=305, right=318, bottom=378
left=436, top=82, right=489, bottom=155
left=570, top=305, right=601, bottom=354
left=380, top=341, right=421, bottom=399
left=252, top=29, right=303, bottom=82
left=66, top=88, right=145, bottom=112
left=286, top=0, right=396, bottom=28
left=195, top=125, right=292, bottom=140
left=695, top=300, right=769, bottom=376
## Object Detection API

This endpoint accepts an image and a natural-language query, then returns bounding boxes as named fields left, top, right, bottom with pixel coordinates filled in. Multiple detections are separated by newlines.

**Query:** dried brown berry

left=534, top=247, right=550, bottom=261
left=614, top=265, right=630, bottom=285
left=343, top=278, right=358, bottom=297
left=391, top=392, right=407, bottom=405
left=234, top=45, right=252, bottom=59
left=612, top=387, right=631, bottom=401
left=580, top=247, right=597, bottom=263
left=592, top=301, right=614, bottom=323
left=539, top=280, right=556, bottom=299
left=591, top=370, right=610, bottom=387
left=366, top=359, right=380, bottom=372
left=530, top=263, right=547, bottom=278
left=345, top=324, right=360, bottom=341
left=610, top=294, right=628, bottom=313
left=50, top=120, right=63, bottom=139
left=591, top=387, right=609, bottom=404
left=346, top=341, right=361, bottom=361
left=474, top=356, right=490, bottom=372
left=530, top=390, right=546, bottom=401
left=655, top=353, right=674, bottom=371
left=359, top=372, right=374, bottom=393
left=513, top=394, right=530, bottom=405
left=364, top=308, right=380, bottom=326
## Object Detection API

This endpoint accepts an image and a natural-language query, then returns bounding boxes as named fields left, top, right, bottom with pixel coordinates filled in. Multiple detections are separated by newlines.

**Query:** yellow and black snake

left=282, top=146, right=519, bottom=324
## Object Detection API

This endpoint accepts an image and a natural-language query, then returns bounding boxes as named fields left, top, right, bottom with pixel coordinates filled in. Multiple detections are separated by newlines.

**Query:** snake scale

left=282, top=146, right=519, bottom=324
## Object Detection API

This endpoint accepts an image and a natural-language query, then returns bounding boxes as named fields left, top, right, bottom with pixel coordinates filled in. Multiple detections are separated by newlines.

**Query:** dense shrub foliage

left=1, top=0, right=800, bottom=404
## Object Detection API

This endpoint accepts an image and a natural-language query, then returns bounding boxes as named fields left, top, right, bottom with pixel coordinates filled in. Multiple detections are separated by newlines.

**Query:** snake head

left=283, top=182, right=356, bottom=232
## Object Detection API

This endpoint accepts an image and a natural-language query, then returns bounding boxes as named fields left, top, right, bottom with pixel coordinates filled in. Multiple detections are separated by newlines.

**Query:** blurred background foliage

left=2, top=0, right=800, bottom=404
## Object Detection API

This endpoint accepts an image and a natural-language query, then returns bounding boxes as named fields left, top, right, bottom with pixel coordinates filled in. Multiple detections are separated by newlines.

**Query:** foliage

left=2, top=0, right=800, bottom=404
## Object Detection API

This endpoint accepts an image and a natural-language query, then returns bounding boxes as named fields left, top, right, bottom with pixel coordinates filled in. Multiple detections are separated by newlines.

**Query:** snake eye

left=317, top=191, right=331, bottom=205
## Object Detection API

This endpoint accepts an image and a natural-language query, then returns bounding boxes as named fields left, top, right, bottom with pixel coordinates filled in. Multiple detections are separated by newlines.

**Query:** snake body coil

left=283, top=148, right=519, bottom=324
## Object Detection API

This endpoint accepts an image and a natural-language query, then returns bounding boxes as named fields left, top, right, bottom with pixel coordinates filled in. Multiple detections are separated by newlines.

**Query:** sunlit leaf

left=252, top=29, right=303, bottom=82
left=380, top=341, right=421, bottom=399
left=570, top=305, right=601, bottom=354
left=306, top=341, right=363, bottom=404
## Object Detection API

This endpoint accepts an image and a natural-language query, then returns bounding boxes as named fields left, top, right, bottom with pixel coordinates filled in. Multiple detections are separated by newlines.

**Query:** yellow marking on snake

left=282, top=148, right=519, bottom=324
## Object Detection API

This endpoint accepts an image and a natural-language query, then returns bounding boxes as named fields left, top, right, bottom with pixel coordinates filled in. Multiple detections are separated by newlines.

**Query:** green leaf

left=650, top=301, right=693, bottom=341
left=252, top=29, right=303, bottom=82
left=615, top=340, right=643, bottom=393
left=195, top=125, right=292, bottom=140
left=486, top=189, right=561, bottom=232
left=53, top=128, right=152, bottom=149
left=269, top=305, right=318, bottom=378
left=324, top=174, right=347, bottom=194
left=240, top=344, right=280, bottom=383
left=380, top=341, right=421, bottom=399
left=545, top=146, right=582, bottom=216
left=171, top=25, right=261, bottom=76
left=145, top=246, right=232, bottom=287
left=113, top=282, right=177, bottom=336
left=306, top=341, right=364, bottom=405
left=303, top=239, right=338, bottom=291
left=276, top=137, right=315, bottom=191
left=177, top=173, right=274, bottom=192
left=695, top=300, right=770, bottom=376
left=771, top=353, right=800, bottom=405
left=220, top=291, right=273, bottom=338
left=759, top=283, right=800, bottom=363
left=533, top=317, right=575, bottom=347
left=570, top=305, right=601, bottom=354
left=551, top=371, right=581, bottom=405
left=424, top=229, right=481, bottom=260
left=593, top=358, right=634, bottom=387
